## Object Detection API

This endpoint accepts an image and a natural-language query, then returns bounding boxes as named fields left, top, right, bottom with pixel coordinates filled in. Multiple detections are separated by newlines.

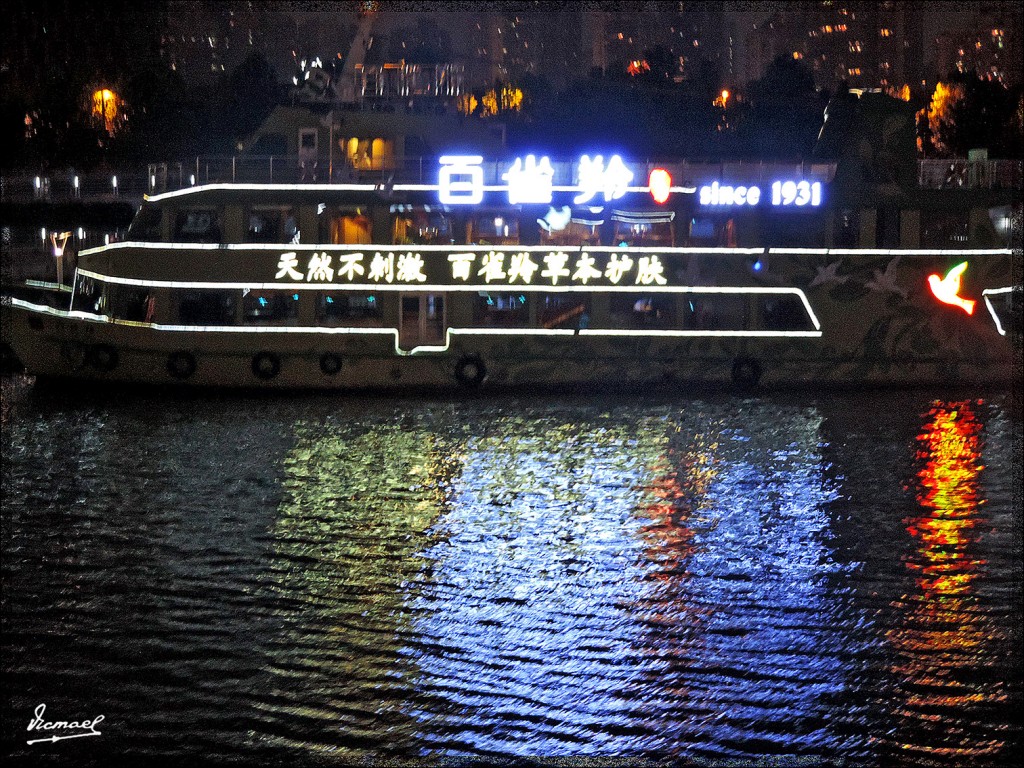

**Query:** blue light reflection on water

left=400, top=405, right=873, bottom=762
left=0, top=379, right=1020, bottom=766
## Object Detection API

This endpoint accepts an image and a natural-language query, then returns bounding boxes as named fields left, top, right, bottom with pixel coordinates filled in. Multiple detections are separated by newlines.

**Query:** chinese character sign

left=438, top=155, right=484, bottom=205
left=574, top=155, right=633, bottom=204
left=273, top=249, right=674, bottom=289
left=502, top=155, right=554, bottom=204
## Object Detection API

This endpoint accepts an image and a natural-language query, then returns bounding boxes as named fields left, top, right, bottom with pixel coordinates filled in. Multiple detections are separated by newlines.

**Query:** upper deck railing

left=3, top=157, right=1020, bottom=204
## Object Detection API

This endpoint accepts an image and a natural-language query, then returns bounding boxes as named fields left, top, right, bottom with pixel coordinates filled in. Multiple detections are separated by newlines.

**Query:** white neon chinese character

left=502, top=155, right=554, bottom=204
left=635, top=255, right=667, bottom=285
left=275, top=252, right=303, bottom=281
left=508, top=252, right=539, bottom=283
left=439, top=155, right=484, bottom=205
left=605, top=253, right=634, bottom=284
left=574, top=154, right=634, bottom=204
left=397, top=252, right=427, bottom=282
left=448, top=253, right=476, bottom=281
left=572, top=253, right=603, bottom=284
left=369, top=252, right=395, bottom=282
left=478, top=251, right=507, bottom=282
left=541, top=252, right=571, bottom=284
left=306, top=252, right=335, bottom=282
left=336, top=253, right=365, bottom=281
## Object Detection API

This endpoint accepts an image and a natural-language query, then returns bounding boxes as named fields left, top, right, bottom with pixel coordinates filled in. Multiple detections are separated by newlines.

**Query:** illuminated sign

left=771, top=180, right=822, bottom=207
left=928, top=261, right=975, bottom=314
left=699, top=181, right=761, bottom=207
left=574, top=155, right=634, bottom=204
left=272, top=248, right=673, bottom=288
left=649, top=168, right=672, bottom=204
left=502, top=155, right=554, bottom=204
left=699, top=180, right=822, bottom=207
left=438, top=155, right=483, bottom=205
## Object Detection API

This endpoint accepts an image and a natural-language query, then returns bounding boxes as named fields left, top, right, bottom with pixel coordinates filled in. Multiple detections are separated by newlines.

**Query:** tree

left=732, top=56, right=825, bottom=159
left=925, top=75, right=1021, bottom=158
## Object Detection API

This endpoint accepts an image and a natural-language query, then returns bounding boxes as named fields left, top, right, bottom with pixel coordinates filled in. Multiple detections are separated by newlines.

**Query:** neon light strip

left=768, top=248, right=1012, bottom=256
left=144, top=181, right=697, bottom=203
left=80, top=242, right=765, bottom=256
left=146, top=183, right=380, bottom=202
left=8, top=299, right=821, bottom=353
left=982, top=287, right=1017, bottom=336
left=24, top=280, right=72, bottom=292
left=579, top=329, right=822, bottom=338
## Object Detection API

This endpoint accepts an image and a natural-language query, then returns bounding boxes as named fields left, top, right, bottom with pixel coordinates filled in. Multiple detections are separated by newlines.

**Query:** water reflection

left=252, top=418, right=460, bottom=758
left=884, top=400, right=1009, bottom=764
left=401, top=404, right=857, bottom=761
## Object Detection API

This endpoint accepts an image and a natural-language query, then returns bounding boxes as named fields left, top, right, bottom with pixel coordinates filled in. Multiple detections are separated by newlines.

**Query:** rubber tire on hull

left=86, top=344, right=119, bottom=373
left=167, top=351, right=197, bottom=380
left=251, top=351, right=281, bottom=380
left=319, top=353, right=343, bottom=376
left=731, top=357, right=762, bottom=390
left=454, top=355, right=487, bottom=388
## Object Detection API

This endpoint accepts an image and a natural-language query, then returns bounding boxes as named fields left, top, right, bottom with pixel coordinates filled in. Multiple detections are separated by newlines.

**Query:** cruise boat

left=1, top=154, right=1018, bottom=391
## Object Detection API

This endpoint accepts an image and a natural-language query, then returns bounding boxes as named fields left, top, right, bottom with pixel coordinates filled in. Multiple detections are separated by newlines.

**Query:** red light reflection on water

left=886, top=400, right=1007, bottom=762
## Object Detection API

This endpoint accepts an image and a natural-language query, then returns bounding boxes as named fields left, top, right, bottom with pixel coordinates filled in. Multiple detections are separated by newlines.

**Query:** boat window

left=242, top=290, right=300, bottom=323
left=322, top=210, right=372, bottom=244
left=173, top=209, right=222, bottom=243
left=392, top=209, right=453, bottom=245
left=73, top=276, right=103, bottom=313
left=539, top=219, right=602, bottom=247
left=609, top=294, right=677, bottom=329
left=108, top=285, right=155, bottom=322
left=177, top=291, right=236, bottom=325
left=316, top=292, right=382, bottom=325
left=127, top=205, right=163, bottom=242
left=469, top=214, right=520, bottom=245
left=612, top=220, right=674, bottom=247
left=760, top=295, right=813, bottom=331
left=833, top=208, right=860, bottom=247
left=246, top=206, right=298, bottom=244
left=919, top=212, right=969, bottom=248
left=687, top=217, right=735, bottom=247
left=539, top=294, right=590, bottom=329
left=684, top=295, right=748, bottom=331
left=472, top=292, right=528, bottom=326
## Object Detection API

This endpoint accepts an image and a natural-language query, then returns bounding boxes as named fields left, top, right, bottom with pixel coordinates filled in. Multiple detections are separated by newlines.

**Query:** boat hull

left=3, top=298, right=1015, bottom=391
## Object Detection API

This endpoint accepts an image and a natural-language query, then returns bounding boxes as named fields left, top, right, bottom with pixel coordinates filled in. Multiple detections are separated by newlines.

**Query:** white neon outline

left=80, top=241, right=765, bottom=257
left=143, top=181, right=697, bottom=204
left=73, top=266, right=821, bottom=328
left=768, top=248, right=1012, bottom=256
left=579, top=329, right=821, bottom=338
left=982, top=286, right=1017, bottom=336
left=9, top=290, right=822, bottom=355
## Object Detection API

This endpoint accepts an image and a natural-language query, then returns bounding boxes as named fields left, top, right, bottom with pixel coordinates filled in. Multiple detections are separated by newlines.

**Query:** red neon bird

left=927, top=261, right=975, bottom=315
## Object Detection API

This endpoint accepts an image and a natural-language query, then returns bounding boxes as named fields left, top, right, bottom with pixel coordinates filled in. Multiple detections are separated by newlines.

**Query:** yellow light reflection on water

left=885, top=400, right=1007, bottom=761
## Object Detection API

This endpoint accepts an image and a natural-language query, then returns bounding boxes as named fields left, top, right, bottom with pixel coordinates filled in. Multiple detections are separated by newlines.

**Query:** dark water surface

left=2, top=376, right=1021, bottom=767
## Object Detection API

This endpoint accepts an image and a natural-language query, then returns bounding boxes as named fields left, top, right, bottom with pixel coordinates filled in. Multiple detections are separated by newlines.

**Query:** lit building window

left=880, top=28, right=892, bottom=37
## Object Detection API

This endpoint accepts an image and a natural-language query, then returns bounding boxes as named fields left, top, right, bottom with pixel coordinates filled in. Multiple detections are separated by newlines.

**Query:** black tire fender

left=86, top=343, right=119, bottom=372
left=454, top=354, right=487, bottom=388
left=319, top=353, right=343, bottom=376
left=167, top=350, right=197, bottom=380
left=731, top=356, right=762, bottom=389
left=251, top=351, right=281, bottom=380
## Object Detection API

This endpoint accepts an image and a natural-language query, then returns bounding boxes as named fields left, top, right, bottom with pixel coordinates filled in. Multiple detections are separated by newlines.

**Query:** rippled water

left=2, top=376, right=1021, bottom=766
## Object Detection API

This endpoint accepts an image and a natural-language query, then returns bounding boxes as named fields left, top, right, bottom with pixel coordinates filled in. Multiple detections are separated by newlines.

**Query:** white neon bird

left=538, top=205, right=572, bottom=232
left=927, top=261, right=975, bottom=315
